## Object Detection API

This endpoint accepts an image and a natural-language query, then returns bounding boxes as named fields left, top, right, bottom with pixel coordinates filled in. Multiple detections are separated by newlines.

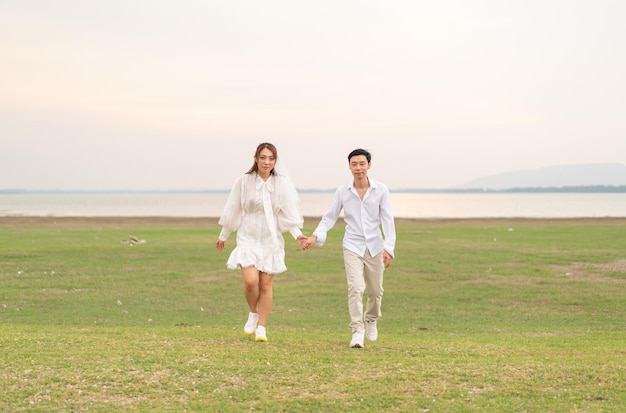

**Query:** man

left=301, top=148, right=396, bottom=348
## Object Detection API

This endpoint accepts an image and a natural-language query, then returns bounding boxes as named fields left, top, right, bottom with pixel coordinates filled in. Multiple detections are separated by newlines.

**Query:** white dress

left=218, top=172, right=303, bottom=274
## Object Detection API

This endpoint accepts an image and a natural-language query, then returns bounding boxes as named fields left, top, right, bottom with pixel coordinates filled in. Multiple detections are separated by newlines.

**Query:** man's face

left=349, top=155, right=370, bottom=179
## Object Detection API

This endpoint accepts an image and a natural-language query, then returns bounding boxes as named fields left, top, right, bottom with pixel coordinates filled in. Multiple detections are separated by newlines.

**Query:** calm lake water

left=1, top=192, right=625, bottom=218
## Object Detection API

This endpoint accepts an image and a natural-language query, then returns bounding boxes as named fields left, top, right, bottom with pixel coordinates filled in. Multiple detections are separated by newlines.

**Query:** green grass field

left=1, top=217, right=625, bottom=412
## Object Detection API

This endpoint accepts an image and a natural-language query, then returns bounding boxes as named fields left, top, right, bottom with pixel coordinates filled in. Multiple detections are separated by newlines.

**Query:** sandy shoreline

left=2, top=216, right=625, bottom=229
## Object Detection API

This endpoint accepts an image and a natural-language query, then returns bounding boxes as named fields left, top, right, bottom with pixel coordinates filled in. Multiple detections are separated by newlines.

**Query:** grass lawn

left=1, top=216, right=625, bottom=412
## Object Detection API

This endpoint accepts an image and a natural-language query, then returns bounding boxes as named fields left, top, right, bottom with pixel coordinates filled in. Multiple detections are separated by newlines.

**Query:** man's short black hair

left=348, top=148, right=371, bottom=163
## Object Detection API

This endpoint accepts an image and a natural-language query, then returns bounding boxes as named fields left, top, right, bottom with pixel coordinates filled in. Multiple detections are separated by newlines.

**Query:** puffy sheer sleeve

left=275, top=175, right=304, bottom=240
left=218, top=175, right=244, bottom=241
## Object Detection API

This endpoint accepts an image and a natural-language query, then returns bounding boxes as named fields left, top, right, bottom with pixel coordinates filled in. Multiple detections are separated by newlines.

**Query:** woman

left=216, top=142, right=305, bottom=342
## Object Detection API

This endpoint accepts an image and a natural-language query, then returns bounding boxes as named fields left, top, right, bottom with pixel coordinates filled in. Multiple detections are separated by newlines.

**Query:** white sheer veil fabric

left=273, top=157, right=300, bottom=204
left=273, top=157, right=290, bottom=182
left=272, top=157, right=303, bottom=232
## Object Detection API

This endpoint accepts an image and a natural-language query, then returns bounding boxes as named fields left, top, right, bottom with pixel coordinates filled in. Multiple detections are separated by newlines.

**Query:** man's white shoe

left=350, top=331, right=365, bottom=348
left=365, top=321, right=378, bottom=342
left=255, top=326, right=268, bottom=342
left=244, top=312, right=259, bottom=335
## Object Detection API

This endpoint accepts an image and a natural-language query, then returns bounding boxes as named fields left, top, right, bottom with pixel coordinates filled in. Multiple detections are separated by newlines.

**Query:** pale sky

left=1, top=0, right=625, bottom=191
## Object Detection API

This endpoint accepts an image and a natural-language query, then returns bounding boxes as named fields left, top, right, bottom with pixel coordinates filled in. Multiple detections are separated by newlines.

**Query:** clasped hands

left=297, top=234, right=316, bottom=250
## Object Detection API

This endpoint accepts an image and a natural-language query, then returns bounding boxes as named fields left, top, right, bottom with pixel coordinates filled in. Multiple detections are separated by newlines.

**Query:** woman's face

left=255, top=148, right=276, bottom=177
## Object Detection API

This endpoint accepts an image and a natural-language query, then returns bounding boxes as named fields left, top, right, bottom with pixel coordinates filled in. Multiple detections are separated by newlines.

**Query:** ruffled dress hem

left=226, top=247, right=287, bottom=274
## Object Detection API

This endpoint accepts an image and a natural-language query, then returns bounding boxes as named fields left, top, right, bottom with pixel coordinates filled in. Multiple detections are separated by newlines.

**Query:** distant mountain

left=454, top=162, right=626, bottom=190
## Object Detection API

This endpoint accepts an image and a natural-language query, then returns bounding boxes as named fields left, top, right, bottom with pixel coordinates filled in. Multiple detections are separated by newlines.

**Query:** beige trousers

left=343, top=247, right=385, bottom=333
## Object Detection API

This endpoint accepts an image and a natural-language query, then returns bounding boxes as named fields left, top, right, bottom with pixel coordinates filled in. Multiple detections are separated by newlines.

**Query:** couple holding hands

left=216, top=143, right=396, bottom=348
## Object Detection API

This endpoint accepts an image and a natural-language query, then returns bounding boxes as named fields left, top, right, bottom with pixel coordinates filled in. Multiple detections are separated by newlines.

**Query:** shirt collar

left=349, top=178, right=376, bottom=191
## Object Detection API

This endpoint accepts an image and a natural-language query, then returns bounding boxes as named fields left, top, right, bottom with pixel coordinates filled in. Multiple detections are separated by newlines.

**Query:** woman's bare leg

left=241, top=266, right=260, bottom=312
left=256, top=272, right=274, bottom=327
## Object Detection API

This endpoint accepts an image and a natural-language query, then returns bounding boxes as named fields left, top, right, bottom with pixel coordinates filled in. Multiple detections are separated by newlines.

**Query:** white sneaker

left=350, top=331, right=365, bottom=348
left=244, top=312, right=259, bottom=335
left=365, top=320, right=378, bottom=341
left=255, top=326, right=268, bottom=342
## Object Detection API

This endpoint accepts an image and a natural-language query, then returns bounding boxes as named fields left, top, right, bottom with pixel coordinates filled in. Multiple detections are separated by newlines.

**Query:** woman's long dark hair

left=246, top=142, right=278, bottom=175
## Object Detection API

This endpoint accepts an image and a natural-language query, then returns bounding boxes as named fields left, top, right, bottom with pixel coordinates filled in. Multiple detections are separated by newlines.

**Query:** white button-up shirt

left=313, top=178, right=396, bottom=258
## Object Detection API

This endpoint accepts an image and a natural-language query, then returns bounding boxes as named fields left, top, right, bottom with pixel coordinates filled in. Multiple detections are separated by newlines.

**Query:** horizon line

left=2, top=185, right=626, bottom=194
